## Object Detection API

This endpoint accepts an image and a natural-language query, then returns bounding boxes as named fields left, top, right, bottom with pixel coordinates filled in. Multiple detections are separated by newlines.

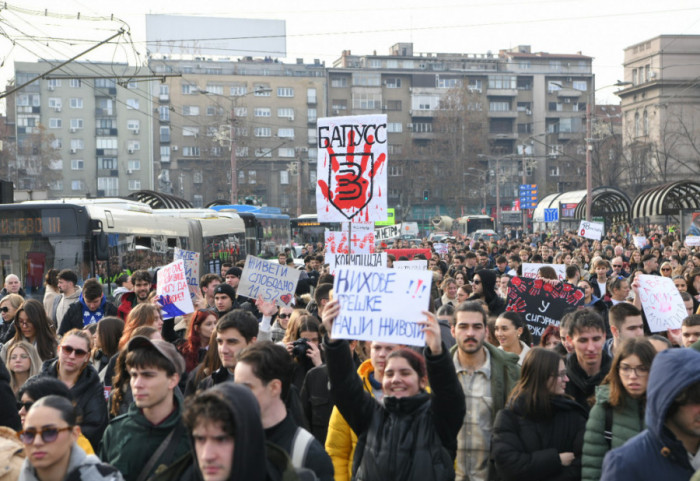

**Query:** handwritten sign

left=316, top=114, right=388, bottom=223
left=685, top=235, right=700, bottom=247
left=238, top=255, right=301, bottom=307
left=394, top=260, right=428, bottom=270
left=174, top=247, right=200, bottom=297
left=325, top=226, right=375, bottom=254
left=375, top=224, right=402, bottom=241
left=578, top=220, right=604, bottom=241
left=384, top=248, right=431, bottom=261
left=433, top=243, right=448, bottom=255
left=157, top=260, right=195, bottom=318
left=633, top=236, right=649, bottom=249
left=332, top=266, right=433, bottom=346
left=521, top=263, right=567, bottom=281
left=637, top=275, right=687, bottom=332
left=325, top=252, right=387, bottom=275
left=506, top=277, right=584, bottom=343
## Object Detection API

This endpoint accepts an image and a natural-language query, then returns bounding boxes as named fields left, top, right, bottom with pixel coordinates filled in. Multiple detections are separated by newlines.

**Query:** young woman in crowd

left=495, top=311, right=533, bottom=366
left=117, top=303, right=163, bottom=350
left=4, top=299, right=57, bottom=362
left=539, top=325, right=563, bottom=353
left=283, top=314, right=324, bottom=389
left=628, top=250, right=643, bottom=272
left=269, top=305, right=293, bottom=343
left=17, top=395, right=123, bottom=481
left=37, top=328, right=108, bottom=449
left=673, top=275, right=688, bottom=293
left=439, top=277, right=459, bottom=307
left=177, top=309, right=218, bottom=375
left=0, top=293, right=24, bottom=343
left=42, top=269, right=60, bottom=317
left=322, top=299, right=465, bottom=481
left=581, top=337, right=656, bottom=481
left=660, top=261, right=673, bottom=278
left=6, top=341, right=41, bottom=395
left=492, top=347, right=587, bottom=480
left=90, top=317, right=124, bottom=382
left=185, top=330, right=221, bottom=397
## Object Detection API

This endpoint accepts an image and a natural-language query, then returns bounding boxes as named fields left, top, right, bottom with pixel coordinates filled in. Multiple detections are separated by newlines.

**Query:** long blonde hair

left=6, top=341, right=42, bottom=393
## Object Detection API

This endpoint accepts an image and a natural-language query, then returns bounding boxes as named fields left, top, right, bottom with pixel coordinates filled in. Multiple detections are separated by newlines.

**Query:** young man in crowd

left=213, top=283, right=237, bottom=316
left=224, top=267, right=242, bottom=289
left=199, top=273, right=222, bottom=309
left=117, top=270, right=152, bottom=320
left=604, top=303, right=645, bottom=357
left=53, top=269, right=82, bottom=328
left=59, top=278, right=117, bottom=335
left=681, top=314, right=700, bottom=348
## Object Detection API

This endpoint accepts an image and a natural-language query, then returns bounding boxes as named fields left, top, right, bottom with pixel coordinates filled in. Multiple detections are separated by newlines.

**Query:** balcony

left=486, top=88, right=518, bottom=97
left=488, top=110, right=518, bottom=118
left=488, top=132, right=518, bottom=140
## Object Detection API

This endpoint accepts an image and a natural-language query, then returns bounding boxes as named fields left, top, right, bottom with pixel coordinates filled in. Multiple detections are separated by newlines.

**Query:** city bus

left=290, top=214, right=342, bottom=246
left=210, top=204, right=290, bottom=258
left=456, top=215, right=496, bottom=236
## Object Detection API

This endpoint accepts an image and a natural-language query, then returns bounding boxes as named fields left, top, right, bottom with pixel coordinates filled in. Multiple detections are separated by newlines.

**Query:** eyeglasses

left=661, top=267, right=671, bottom=272
left=472, top=280, right=481, bottom=285
left=612, top=265, right=623, bottom=268
left=278, top=313, right=290, bottom=319
left=554, top=370, right=568, bottom=379
left=17, top=426, right=73, bottom=444
left=619, top=365, right=649, bottom=377
left=60, top=345, right=88, bottom=357
left=18, top=319, right=31, bottom=327
left=0, top=307, right=8, bottom=313
left=16, top=401, right=33, bottom=411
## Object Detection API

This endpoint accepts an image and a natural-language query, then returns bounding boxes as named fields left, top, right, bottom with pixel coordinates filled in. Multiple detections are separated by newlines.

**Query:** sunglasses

left=61, top=345, right=88, bottom=357
left=472, top=280, right=482, bottom=285
left=16, top=401, right=33, bottom=411
left=17, top=426, right=73, bottom=444
left=278, top=313, right=290, bottom=319
left=661, top=268, right=671, bottom=271
left=612, top=265, right=622, bottom=268
left=0, top=307, right=8, bottom=313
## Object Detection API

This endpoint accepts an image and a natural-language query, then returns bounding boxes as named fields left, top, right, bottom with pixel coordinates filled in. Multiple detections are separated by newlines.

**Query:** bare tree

left=14, top=124, right=61, bottom=191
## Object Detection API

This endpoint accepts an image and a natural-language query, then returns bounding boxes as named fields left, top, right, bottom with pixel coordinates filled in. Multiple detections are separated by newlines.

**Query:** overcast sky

left=3, top=0, right=700, bottom=107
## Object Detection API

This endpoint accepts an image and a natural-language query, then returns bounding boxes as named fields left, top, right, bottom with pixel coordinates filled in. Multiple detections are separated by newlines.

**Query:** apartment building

left=9, top=61, right=153, bottom=197
left=148, top=57, right=326, bottom=208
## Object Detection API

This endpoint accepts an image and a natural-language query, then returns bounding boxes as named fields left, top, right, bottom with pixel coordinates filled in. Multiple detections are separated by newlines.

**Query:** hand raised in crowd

left=306, top=339, right=323, bottom=367
left=192, top=287, right=207, bottom=310
left=417, top=310, right=442, bottom=355
left=321, top=299, right=340, bottom=340
left=255, top=295, right=278, bottom=317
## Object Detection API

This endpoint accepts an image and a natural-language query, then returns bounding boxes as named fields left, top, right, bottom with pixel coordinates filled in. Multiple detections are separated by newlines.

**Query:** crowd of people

left=0, top=223, right=699, bottom=481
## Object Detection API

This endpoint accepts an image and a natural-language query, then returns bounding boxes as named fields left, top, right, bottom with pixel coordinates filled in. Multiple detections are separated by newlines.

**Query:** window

left=387, top=122, right=403, bottom=133
left=368, top=59, right=382, bottom=68
left=49, top=180, right=63, bottom=191
left=279, top=148, right=295, bottom=157
left=128, top=160, right=141, bottom=171
left=280, top=171, right=289, bottom=184
left=488, top=75, right=516, bottom=89
left=517, top=102, right=532, bottom=112
left=126, top=99, right=139, bottom=110
left=128, top=180, right=141, bottom=190
left=95, top=79, right=116, bottom=89
left=330, top=76, right=348, bottom=88
left=572, top=80, right=587, bottom=91
left=206, top=85, right=224, bottom=95
left=183, top=106, right=200, bottom=116
left=159, top=106, right=170, bottom=122
left=236, top=146, right=249, bottom=157
left=69, top=98, right=83, bottom=109
left=182, top=84, right=197, bottom=95
left=386, top=100, right=402, bottom=111
left=182, top=146, right=200, bottom=157
left=193, top=171, right=203, bottom=183
left=549, top=60, right=562, bottom=71
left=385, top=77, right=402, bottom=88
left=634, top=112, right=640, bottom=137
left=307, top=88, right=317, bottom=104
left=248, top=171, right=256, bottom=184
left=307, top=108, right=317, bottom=122
left=254, top=148, right=272, bottom=158
left=386, top=59, right=398, bottom=69
left=96, top=137, right=118, bottom=149
left=234, top=107, right=247, bottom=117
left=643, top=110, right=648, bottom=136
left=160, top=146, right=171, bottom=163
left=548, top=102, right=563, bottom=112
left=549, top=144, right=563, bottom=156
left=516, top=77, right=532, bottom=90
left=277, top=128, right=295, bottom=138
left=230, top=84, right=247, bottom=96
left=70, top=159, right=84, bottom=170
left=254, top=108, right=271, bottom=117
left=70, top=139, right=84, bottom=151
left=127, top=141, right=141, bottom=152
left=644, top=65, right=651, bottom=82
left=277, top=87, right=294, bottom=97
left=127, top=120, right=140, bottom=132
left=160, top=126, right=171, bottom=143
left=547, top=81, right=562, bottom=93
left=437, top=77, right=461, bottom=88
left=71, top=180, right=84, bottom=191
left=47, top=79, right=62, bottom=89
left=412, top=122, right=433, bottom=133
left=211, top=147, right=222, bottom=156
left=331, top=100, right=347, bottom=112
left=278, top=108, right=294, bottom=119
left=353, top=92, right=382, bottom=110
left=468, top=79, right=483, bottom=92
left=254, top=84, right=271, bottom=96
left=70, top=119, right=83, bottom=130
left=69, top=79, right=81, bottom=88
left=51, top=138, right=62, bottom=149
left=403, top=60, right=414, bottom=69
left=412, top=94, right=440, bottom=111
left=517, top=123, right=532, bottom=134
left=352, top=73, right=381, bottom=86
left=389, top=165, right=403, bottom=176
left=254, top=127, right=272, bottom=137
left=308, top=128, right=317, bottom=144
left=49, top=118, right=62, bottom=128
left=234, top=127, right=248, bottom=137
left=48, top=98, right=62, bottom=110
left=183, top=126, right=200, bottom=137
left=126, top=81, right=137, bottom=89
left=549, top=166, right=560, bottom=176
left=490, top=101, right=511, bottom=112
left=388, top=144, right=402, bottom=155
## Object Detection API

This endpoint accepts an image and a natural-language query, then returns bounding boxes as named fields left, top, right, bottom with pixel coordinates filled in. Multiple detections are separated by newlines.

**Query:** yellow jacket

left=325, top=359, right=375, bottom=481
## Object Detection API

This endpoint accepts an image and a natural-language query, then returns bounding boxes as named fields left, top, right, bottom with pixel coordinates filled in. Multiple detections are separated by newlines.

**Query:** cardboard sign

left=157, top=259, right=195, bottom=318
left=637, top=275, right=687, bottom=332
left=384, top=248, right=431, bottom=261
left=375, top=224, right=402, bottom=241
left=237, top=255, right=301, bottom=307
left=174, top=247, right=200, bottom=297
left=402, top=222, right=419, bottom=236
left=506, top=277, right=585, bottom=342
left=578, top=220, right=604, bottom=241
left=521, top=263, right=567, bottom=281
left=685, top=235, right=700, bottom=247
left=325, top=252, right=387, bottom=275
left=332, top=266, right=433, bottom=346
left=433, top=243, right=448, bottom=255
left=633, top=236, right=649, bottom=249
left=325, top=226, right=375, bottom=254
left=316, top=114, right=388, bottom=223
left=394, top=260, right=428, bottom=270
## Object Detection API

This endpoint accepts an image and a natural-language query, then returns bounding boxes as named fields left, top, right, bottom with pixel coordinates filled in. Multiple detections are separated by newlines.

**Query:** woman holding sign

left=321, top=299, right=465, bottom=481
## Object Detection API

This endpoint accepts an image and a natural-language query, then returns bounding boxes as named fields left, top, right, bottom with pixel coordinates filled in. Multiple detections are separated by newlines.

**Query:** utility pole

left=229, top=111, right=237, bottom=204
left=585, top=100, right=592, bottom=221
left=296, top=148, right=303, bottom=217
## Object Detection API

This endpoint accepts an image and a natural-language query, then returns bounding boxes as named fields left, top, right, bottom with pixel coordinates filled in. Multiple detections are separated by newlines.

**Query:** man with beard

left=117, top=269, right=152, bottom=320
left=450, top=301, right=520, bottom=481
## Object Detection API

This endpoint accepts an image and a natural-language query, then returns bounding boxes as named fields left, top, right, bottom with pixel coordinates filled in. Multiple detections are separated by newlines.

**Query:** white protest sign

left=237, top=255, right=301, bottom=307
left=578, top=220, right=604, bottom=241
left=332, top=266, right=433, bottom=346
left=433, top=243, right=448, bottom=255
left=375, top=223, right=402, bottom=241
left=394, top=260, right=428, bottom=270
left=521, top=263, right=567, bottom=281
left=316, top=114, right=388, bottom=223
left=157, top=260, right=195, bottom=318
left=325, top=252, right=387, bottom=275
left=325, top=226, right=375, bottom=254
left=637, top=275, right=687, bottom=332
left=633, top=236, right=649, bottom=249
left=402, top=222, right=419, bottom=236
left=174, top=247, right=200, bottom=295
left=685, top=235, right=700, bottom=247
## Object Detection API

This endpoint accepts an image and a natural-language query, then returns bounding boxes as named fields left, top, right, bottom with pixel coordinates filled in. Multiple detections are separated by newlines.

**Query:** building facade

left=8, top=61, right=153, bottom=198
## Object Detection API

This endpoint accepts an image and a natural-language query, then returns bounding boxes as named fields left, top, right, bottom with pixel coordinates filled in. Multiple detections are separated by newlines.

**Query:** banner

left=174, top=247, right=200, bottom=296
left=325, top=226, right=375, bottom=254
left=505, top=277, right=585, bottom=342
left=633, top=236, right=649, bottom=249
left=325, top=252, right=387, bottom=274
left=332, top=266, right=433, bottom=346
left=578, top=220, right=604, bottom=241
left=316, top=114, right=388, bottom=223
left=685, top=235, right=700, bottom=247
left=433, top=243, right=449, bottom=255
left=375, top=224, right=402, bottom=241
left=521, top=263, right=567, bottom=281
left=237, top=255, right=301, bottom=307
left=157, top=260, right=195, bottom=318
left=384, top=248, right=431, bottom=261
left=394, top=260, right=428, bottom=270
left=637, top=275, right=686, bottom=332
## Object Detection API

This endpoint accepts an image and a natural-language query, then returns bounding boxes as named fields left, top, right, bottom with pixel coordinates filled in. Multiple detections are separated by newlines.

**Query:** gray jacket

left=19, top=442, right=123, bottom=481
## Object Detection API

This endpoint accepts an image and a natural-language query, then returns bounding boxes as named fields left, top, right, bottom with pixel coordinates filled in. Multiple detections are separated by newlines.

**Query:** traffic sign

left=544, top=208, right=559, bottom=222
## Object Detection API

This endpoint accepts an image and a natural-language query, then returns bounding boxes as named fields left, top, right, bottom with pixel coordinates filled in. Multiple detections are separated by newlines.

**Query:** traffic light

left=423, top=189, right=429, bottom=201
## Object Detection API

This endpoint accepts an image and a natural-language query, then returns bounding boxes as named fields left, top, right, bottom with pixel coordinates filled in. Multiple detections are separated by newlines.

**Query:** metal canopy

left=533, top=187, right=630, bottom=224
left=631, top=181, right=700, bottom=219
left=126, top=190, right=193, bottom=209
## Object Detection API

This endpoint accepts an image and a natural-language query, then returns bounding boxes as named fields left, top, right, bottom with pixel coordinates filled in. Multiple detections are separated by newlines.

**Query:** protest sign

left=157, top=259, right=195, bottom=318
left=578, top=220, right=604, bottom=241
left=402, top=222, right=419, bottom=236
left=685, top=235, right=700, bottom=247
left=237, top=255, right=301, bottom=307
left=433, top=243, right=449, bottom=255
left=394, top=260, right=428, bottom=270
left=325, top=252, right=387, bottom=274
left=332, top=266, right=433, bottom=346
left=375, top=224, right=402, bottom=241
left=637, top=275, right=687, bottom=332
left=316, top=114, right=388, bottom=223
left=521, top=263, right=567, bottom=281
left=384, top=248, right=431, bottom=261
left=506, top=277, right=585, bottom=343
left=174, top=247, right=200, bottom=297
left=325, top=226, right=375, bottom=254
left=633, top=236, right=649, bottom=249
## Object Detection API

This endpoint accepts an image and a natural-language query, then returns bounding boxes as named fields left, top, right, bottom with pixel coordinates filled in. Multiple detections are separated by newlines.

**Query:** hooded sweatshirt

left=19, top=442, right=123, bottom=481
left=55, top=286, right=82, bottom=328
left=600, top=348, right=700, bottom=481
left=469, top=268, right=506, bottom=315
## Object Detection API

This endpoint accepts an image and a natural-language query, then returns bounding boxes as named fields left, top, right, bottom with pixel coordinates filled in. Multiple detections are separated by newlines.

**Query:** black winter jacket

left=0, top=358, right=21, bottom=430
left=59, top=300, right=118, bottom=336
left=492, top=395, right=588, bottom=481
left=324, top=337, right=466, bottom=481
left=38, top=359, right=108, bottom=448
left=565, top=351, right=611, bottom=413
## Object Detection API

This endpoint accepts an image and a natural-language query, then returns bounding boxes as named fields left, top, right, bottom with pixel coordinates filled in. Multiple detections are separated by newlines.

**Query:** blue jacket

left=601, top=348, right=700, bottom=481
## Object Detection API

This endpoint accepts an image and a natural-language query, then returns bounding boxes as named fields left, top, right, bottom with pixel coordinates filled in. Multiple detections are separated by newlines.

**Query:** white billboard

left=146, top=15, right=286, bottom=58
